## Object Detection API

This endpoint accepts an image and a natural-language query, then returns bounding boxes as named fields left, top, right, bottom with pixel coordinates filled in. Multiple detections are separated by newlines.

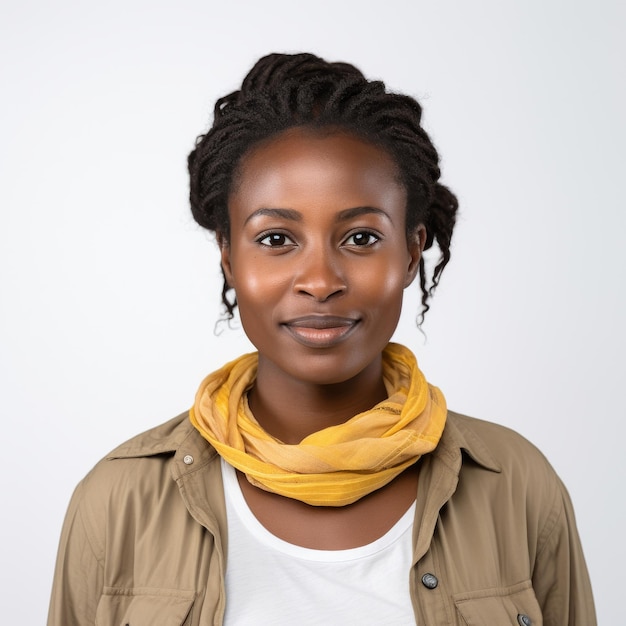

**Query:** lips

left=282, top=316, right=359, bottom=347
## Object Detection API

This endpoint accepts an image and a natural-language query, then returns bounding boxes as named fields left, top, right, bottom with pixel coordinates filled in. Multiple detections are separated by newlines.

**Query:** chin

left=287, top=351, right=383, bottom=387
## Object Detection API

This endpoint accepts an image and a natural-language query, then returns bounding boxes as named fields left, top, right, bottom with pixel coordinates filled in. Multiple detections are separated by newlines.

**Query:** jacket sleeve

left=532, top=478, right=596, bottom=626
left=47, top=480, right=104, bottom=626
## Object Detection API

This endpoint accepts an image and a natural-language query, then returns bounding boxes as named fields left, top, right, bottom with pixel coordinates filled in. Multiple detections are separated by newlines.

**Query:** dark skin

left=221, top=128, right=426, bottom=549
left=236, top=463, right=420, bottom=550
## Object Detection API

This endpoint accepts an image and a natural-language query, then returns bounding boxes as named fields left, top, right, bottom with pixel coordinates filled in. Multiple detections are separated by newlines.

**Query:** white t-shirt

left=221, top=458, right=416, bottom=626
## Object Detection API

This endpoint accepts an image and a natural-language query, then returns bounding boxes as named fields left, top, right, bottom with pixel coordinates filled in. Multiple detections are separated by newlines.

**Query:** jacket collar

left=106, top=412, right=198, bottom=459
left=438, top=410, right=501, bottom=473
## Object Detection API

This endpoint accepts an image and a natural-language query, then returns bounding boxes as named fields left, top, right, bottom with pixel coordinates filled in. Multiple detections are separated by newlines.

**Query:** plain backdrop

left=1, top=0, right=624, bottom=623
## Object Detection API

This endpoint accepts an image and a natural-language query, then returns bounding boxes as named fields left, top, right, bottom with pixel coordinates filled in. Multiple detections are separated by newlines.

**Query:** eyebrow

left=244, top=208, right=302, bottom=225
left=335, top=206, right=392, bottom=224
left=244, top=206, right=392, bottom=225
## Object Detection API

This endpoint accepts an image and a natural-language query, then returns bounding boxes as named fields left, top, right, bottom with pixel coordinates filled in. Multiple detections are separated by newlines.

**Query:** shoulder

left=106, top=410, right=195, bottom=458
left=446, top=410, right=557, bottom=475
left=70, top=412, right=219, bottom=547
left=78, top=411, right=193, bottom=493
left=442, top=411, right=578, bottom=551
left=82, top=409, right=221, bottom=486
left=444, top=411, right=569, bottom=517
left=74, top=411, right=190, bottom=498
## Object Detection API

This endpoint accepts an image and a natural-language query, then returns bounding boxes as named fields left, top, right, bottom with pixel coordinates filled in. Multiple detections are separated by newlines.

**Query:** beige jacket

left=48, top=411, right=596, bottom=625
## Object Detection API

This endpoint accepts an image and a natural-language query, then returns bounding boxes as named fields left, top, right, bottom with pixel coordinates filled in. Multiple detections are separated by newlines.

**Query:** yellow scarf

left=190, top=343, right=446, bottom=506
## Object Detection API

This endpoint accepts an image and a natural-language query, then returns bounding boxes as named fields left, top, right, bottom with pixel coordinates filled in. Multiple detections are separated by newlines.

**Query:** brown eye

left=258, top=233, right=294, bottom=247
left=345, top=231, right=379, bottom=246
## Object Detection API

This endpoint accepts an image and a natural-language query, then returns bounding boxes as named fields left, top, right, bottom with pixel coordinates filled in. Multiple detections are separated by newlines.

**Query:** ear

left=404, top=224, right=427, bottom=288
left=218, top=233, right=235, bottom=288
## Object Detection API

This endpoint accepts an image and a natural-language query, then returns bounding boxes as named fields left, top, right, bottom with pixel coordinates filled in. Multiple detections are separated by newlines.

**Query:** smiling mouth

left=282, top=316, right=359, bottom=348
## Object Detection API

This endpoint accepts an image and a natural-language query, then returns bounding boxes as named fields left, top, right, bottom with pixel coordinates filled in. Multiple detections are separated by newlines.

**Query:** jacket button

left=183, top=454, right=194, bottom=465
left=517, top=615, right=532, bottom=626
left=421, top=573, right=438, bottom=589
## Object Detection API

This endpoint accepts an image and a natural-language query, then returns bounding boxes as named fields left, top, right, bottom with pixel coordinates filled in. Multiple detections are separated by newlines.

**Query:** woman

left=48, top=53, right=596, bottom=625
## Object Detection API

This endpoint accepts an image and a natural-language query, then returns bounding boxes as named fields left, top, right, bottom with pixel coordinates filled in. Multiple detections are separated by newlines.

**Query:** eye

left=257, top=232, right=295, bottom=247
left=344, top=231, right=380, bottom=247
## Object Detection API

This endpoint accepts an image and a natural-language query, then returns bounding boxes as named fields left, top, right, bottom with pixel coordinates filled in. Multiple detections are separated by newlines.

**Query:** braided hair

left=188, top=52, right=458, bottom=322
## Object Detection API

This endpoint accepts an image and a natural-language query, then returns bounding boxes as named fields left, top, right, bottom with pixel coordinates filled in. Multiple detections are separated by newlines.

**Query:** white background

left=1, top=0, right=624, bottom=623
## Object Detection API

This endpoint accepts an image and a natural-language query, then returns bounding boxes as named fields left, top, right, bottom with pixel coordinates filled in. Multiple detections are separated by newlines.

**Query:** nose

left=293, top=249, right=346, bottom=302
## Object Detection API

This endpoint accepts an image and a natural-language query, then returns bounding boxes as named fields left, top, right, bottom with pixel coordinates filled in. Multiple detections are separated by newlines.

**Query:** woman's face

left=222, top=127, right=424, bottom=387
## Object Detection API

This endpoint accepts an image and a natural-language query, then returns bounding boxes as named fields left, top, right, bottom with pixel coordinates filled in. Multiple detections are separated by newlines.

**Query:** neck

left=248, top=355, right=388, bottom=444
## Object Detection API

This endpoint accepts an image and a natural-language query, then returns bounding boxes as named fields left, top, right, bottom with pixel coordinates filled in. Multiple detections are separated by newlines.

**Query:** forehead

left=229, top=127, right=405, bottom=212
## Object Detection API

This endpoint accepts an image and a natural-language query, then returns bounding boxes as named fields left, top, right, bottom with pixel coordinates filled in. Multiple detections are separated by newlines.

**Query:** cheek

left=360, top=258, right=409, bottom=299
left=378, top=281, right=406, bottom=321
left=232, top=260, right=288, bottom=320
left=232, top=251, right=280, bottom=294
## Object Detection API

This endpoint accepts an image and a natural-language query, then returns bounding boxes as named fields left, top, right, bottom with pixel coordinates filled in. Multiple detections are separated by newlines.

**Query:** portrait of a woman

left=47, top=52, right=596, bottom=626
